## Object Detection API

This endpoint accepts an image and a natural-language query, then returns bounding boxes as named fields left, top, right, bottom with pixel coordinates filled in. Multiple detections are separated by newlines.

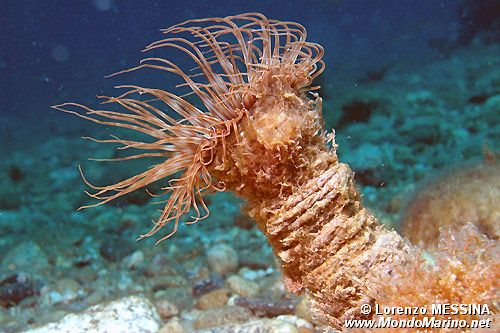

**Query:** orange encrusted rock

left=401, top=162, right=499, bottom=250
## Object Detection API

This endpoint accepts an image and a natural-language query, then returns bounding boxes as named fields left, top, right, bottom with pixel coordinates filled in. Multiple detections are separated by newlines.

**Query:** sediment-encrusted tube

left=211, top=105, right=414, bottom=327
left=250, top=162, right=413, bottom=327
left=57, top=13, right=495, bottom=330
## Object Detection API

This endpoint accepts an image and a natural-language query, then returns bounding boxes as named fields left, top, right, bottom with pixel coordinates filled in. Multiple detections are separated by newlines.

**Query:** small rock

left=239, top=267, right=274, bottom=281
left=85, top=291, right=105, bottom=306
left=154, top=287, right=194, bottom=312
left=155, top=297, right=179, bottom=319
left=76, top=266, right=98, bottom=282
left=192, top=274, right=224, bottom=297
left=23, top=295, right=160, bottom=333
left=226, top=275, right=260, bottom=297
left=238, top=249, right=274, bottom=270
left=145, top=253, right=178, bottom=276
left=151, top=274, right=189, bottom=291
left=158, top=317, right=186, bottom=333
left=206, top=244, right=238, bottom=275
left=122, top=250, right=144, bottom=270
left=275, top=315, right=313, bottom=330
left=234, top=296, right=297, bottom=316
left=193, top=305, right=252, bottom=330
left=258, top=274, right=287, bottom=300
left=195, top=288, right=230, bottom=310
left=344, top=143, right=384, bottom=171
left=49, top=278, right=82, bottom=305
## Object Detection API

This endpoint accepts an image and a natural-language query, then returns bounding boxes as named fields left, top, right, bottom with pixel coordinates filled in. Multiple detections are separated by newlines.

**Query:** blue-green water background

left=0, top=0, right=473, bottom=127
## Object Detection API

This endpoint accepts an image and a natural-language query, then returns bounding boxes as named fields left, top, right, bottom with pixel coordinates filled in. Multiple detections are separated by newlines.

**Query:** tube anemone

left=53, top=13, right=324, bottom=243
left=56, top=13, right=499, bottom=330
left=57, top=13, right=404, bottom=328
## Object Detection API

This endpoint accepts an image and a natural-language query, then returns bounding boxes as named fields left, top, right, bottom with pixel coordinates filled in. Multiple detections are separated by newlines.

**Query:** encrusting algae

left=54, top=13, right=498, bottom=330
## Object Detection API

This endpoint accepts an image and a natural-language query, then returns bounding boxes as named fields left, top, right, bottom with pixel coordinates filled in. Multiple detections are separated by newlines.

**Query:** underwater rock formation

left=56, top=13, right=497, bottom=330
left=401, top=161, right=499, bottom=250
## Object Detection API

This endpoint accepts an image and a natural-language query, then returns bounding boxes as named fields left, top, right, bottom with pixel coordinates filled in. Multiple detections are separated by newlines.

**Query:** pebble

left=158, top=317, right=186, bottom=333
left=193, top=305, right=252, bottom=330
left=195, top=288, right=230, bottom=310
left=226, top=275, right=260, bottom=297
left=122, top=250, right=144, bottom=269
left=239, top=267, right=274, bottom=280
left=206, top=244, right=238, bottom=275
left=154, top=287, right=194, bottom=311
left=49, top=278, right=83, bottom=305
left=192, top=274, right=224, bottom=297
left=155, top=297, right=179, bottom=319
left=276, top=315, right=313, bottom=330
left=151, top=274, right=189, bottom=291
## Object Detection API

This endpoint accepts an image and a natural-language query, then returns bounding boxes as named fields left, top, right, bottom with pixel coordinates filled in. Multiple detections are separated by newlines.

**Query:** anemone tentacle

left=54, top=13, right=324, bottom=241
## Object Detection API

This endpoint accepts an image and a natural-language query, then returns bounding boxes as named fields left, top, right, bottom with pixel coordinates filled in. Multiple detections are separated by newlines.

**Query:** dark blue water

left=1, top=0, right=463, bottom=120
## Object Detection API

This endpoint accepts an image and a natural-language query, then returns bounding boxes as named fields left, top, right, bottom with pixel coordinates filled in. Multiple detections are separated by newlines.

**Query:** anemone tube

left=54, top=13, right=495, bottom=329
